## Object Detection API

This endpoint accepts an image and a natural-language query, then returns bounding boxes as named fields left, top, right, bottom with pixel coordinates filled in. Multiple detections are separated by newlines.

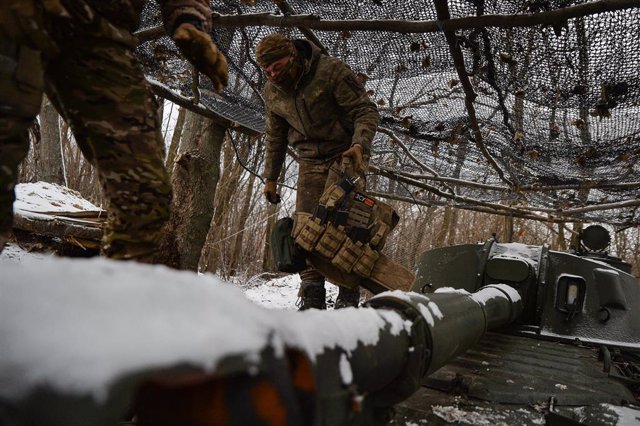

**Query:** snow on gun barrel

left=0, top=256, right=522, bottom=425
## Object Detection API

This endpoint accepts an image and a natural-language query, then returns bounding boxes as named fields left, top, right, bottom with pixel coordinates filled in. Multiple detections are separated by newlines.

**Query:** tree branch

left=272, top=0, right=329, bottom=55
left=376, top=165, right=507, bottom=191
left=148, top=78, right=260, bottom=136
left=372, top=165, right=534, bottom=217
left=434, top=0, right=512, bottom=187
left=378, top=127, right=439, bottom=176
left=135, top=1, right=639, bottom=42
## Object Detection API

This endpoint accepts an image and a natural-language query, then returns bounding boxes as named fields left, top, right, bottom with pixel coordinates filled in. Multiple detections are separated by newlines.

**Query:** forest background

left=18, top=95, right=640, bottom=281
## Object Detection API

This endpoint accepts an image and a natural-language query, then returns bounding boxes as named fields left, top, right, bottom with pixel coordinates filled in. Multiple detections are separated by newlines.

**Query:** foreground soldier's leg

left=0, top=41, right=44, bottom=252
left=44, top=20, right=171, bottom=262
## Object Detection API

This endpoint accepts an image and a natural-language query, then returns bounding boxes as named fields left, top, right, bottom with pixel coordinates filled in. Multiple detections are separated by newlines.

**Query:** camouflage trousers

left=0, top=1, right=171, bottom=261
left=296, top=156, right=364, bottom=294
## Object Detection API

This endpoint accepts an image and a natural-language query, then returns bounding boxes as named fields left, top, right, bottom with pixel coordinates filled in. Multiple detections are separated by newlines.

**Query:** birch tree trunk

left=165, top=106, right=186, bottom=172
left=229, top=144, right=260, bottom=275
left=435, top=207, right=452, bottom=247
left=37, top=96, right=65, bottom=185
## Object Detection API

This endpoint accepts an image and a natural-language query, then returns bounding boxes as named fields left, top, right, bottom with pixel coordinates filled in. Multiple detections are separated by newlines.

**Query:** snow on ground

left=4, top=181, right=340, bottom=311
left=243, top=273, right=340, bottom=310
left=14, top=182, right=104, bottom=215
left=0, top=242, right=54, bottom=263
left=1, top=243, right=341, bottom=311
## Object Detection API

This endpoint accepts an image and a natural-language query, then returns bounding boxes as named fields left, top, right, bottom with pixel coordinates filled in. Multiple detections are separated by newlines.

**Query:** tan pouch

left=369, top=221, right=390, bottom=249
left=292, top=212, right=311, bottom=239
left=352, top=244, right=380, bottom=277
left=315, top=224, right=348, bottom=259
left=295, top=217, right=326, bottom=252
left=319, top=183, right=348, bottom=209
left=331, top=238, right=365, bottom=274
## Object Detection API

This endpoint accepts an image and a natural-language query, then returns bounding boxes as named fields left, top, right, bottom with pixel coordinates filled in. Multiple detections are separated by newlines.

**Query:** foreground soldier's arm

left=156, top=0, right=228, bottom=92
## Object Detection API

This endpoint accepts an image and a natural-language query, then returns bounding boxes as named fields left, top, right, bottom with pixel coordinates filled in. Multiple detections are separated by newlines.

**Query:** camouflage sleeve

left=263, top=106, right=290, bottom=181
left=332, top=62, right=380, bottom=157
left=155, top=0, right=212, bottom=34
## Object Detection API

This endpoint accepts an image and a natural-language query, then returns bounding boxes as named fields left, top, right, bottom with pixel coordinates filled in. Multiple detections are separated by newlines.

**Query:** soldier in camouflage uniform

left=256, top=34, right=380, bottom=310
left=0, top=0, right=228, bottom=262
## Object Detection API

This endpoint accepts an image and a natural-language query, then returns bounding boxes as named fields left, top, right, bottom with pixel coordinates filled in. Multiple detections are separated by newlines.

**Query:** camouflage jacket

left=1, top=0, right=212, bottom=47
left=262, top=40, right=380, bottom=181
left=88, top=0, right=213, bottom=33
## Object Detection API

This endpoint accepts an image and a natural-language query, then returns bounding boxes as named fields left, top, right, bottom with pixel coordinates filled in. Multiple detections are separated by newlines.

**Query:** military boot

left=335, top=286, right=361, bottom=309
left=297, top=282, right=326, bottom=311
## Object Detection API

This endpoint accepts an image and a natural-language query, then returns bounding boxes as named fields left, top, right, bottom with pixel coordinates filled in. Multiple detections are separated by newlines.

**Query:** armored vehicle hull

left=395, top=233, right=640, bottom=425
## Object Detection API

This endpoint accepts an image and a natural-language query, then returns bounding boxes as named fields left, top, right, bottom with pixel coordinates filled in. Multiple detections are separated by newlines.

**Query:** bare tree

left=159, top=110, right=226, bottom=270
left=37, top=96, right=65, bottom=185
left=165, top=105, right=186, bottom=172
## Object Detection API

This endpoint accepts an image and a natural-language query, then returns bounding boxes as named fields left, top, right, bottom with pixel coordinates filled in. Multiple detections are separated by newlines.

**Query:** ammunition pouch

left=331, top=238, right=364, bottom=274
left=295, top=216, right=326, bottom=253
left=291, top=176, right=398, bottom=279
left=270, top=217, right=306, bottom=273
left=353, top=243, right=380, bottom=277
left=315, top=224, right=348, bottom=259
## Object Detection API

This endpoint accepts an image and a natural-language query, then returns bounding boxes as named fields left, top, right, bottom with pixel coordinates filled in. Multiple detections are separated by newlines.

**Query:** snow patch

left=378, top=310, right=413, bottom=336
left=472, top=284, right=521, bottom=305
left=419, top=304, right=435, bottom=326
left=14, top=182, right=104, bottom=214
left=434, top=287, right=470, bottom=295
left=375, top=289, right=416, bottom=302
left=495, top=243, right=540, bottom=267
left=427, top=301, right=444, bottom=319
left=243, top=274, right=340, bottom=310
left=602, top=404, right=640, bottom=426
left=432, top=405, right=497, bottom=425
left=339, top=353, right=353, bottom=385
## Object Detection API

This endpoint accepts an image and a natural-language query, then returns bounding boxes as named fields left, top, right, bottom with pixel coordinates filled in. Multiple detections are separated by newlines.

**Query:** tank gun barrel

left=1, top=260, right=523, bottom=426
left=133, top=284, right=524, bottom=425
left=365, top=284, right=523, bottom=381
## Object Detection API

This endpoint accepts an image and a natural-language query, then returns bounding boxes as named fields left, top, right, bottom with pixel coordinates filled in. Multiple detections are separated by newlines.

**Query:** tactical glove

left=341, top=144, right=366, bottom=176
left=172, top=23, right=228, bottom=93
left=263, top=180, right=281, bottom=204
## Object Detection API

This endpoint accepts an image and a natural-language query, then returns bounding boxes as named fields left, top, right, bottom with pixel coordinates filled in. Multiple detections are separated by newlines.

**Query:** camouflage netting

left=137, top=0, right=640, bottom=227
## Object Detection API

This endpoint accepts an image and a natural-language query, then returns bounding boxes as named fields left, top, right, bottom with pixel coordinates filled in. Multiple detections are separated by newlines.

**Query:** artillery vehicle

left=1, top=225, right=639, bottom=425
left=392, top=224, right=640, bottom=425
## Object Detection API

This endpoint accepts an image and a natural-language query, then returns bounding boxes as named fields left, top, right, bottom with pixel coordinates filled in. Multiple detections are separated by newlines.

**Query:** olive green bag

left=270, top=217, right=307, bottom=273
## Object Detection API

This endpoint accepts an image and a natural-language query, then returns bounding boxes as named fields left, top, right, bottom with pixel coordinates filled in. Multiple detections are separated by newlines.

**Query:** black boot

left=298, top=282, right=326, bottom=311
left=335, top=286, right=360, bottom=309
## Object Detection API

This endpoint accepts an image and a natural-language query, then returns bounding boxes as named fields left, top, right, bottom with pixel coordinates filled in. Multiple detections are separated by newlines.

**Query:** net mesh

left=138, top=0, right=640, bottom=227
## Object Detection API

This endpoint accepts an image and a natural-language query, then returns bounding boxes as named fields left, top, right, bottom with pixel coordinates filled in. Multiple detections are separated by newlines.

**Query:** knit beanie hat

left=256, top=34, right=296, bottom=67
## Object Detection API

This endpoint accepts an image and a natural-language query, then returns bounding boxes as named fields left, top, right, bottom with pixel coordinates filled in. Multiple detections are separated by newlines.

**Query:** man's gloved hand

left=172, top=23, right=228, bottom=93
left=341, top=144, right=366, bottom=175
left=263, top=180, right=281, bottom=204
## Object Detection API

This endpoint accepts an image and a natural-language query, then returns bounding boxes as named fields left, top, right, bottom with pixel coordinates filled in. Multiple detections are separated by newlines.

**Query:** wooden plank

left=308, top=251, right=415, bottom=294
